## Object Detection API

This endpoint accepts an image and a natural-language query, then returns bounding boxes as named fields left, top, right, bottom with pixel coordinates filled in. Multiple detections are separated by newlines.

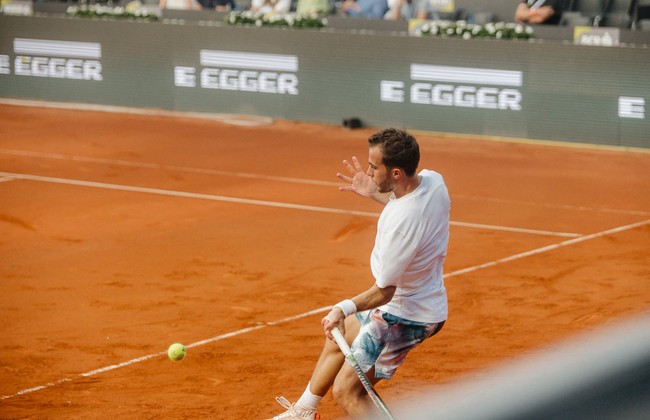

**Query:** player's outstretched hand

left=337, top=156, right=378, bottom=199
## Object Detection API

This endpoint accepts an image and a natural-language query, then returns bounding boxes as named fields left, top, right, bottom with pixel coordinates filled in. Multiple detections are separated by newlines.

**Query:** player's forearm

left=325, top=285, right=395, bottom=332
left=352, top=284, right=396, bottom=312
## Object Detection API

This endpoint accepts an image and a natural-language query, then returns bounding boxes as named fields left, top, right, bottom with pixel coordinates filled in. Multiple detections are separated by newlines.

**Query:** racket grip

left=331, top=327, right=352, bottom=356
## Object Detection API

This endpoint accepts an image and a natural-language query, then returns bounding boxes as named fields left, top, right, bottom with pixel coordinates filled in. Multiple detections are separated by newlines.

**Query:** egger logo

left=381, top=64, right=523, bottom=111
left=5, top=38, right=103, bottom=81
left=174, top=50, right=299, bottom=95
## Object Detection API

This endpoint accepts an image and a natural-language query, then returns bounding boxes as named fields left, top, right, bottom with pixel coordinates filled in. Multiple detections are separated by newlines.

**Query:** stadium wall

left=1, top=15, right=648, bottom=148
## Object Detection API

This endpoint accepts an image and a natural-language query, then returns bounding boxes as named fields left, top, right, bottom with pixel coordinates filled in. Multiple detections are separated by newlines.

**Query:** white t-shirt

left=371, top=169, right=450, bottom=323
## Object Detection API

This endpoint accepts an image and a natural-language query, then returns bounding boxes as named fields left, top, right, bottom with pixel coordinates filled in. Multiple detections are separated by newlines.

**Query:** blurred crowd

left=156, top=0, right=565, bottom=25
left=160, top=0, right=458, bottom=22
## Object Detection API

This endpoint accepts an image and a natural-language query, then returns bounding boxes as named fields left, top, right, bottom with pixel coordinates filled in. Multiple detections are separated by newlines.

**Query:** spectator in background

left=339, top=0, right=388, bottom=18
left=296, top=0, right=331, bottom=15
left=159, top=0, right=198, bottom=9
left=197, top=0, right=237, bottom=11
left=515, top=0, right=563, bottom=25
left=250, top=0, right=292, bottom=14
left=384, top=0, right=438, bottom=20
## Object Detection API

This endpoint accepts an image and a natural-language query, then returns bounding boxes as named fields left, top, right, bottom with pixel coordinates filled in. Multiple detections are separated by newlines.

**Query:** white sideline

left=443, top=218, right=650, bottom=279
left=454, top=193, right=650, bottom=217
left=1, top=218, right=648, bottom=401
left=0, top=171, right=581, bottom=238
left=3, top=148, right=648, bottom=218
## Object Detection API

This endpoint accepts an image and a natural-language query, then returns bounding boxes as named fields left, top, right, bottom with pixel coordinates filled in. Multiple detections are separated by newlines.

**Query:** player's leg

left=331, top=309, right=385, bottom=416
left=332, top=310, right=446, bottom=417
left=267, top=316, right=361, bottom=419
left=308, top=315, right=361, bottom=396
left=332, top=362, right=382, bottom=416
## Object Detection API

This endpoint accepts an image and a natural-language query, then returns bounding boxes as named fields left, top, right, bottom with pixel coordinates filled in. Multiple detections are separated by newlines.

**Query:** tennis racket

left=331, top=327, right=396, bottom=420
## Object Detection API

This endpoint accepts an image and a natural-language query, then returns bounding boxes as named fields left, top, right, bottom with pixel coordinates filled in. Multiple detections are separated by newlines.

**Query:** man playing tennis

left=269, top=128, right=449, bottom=419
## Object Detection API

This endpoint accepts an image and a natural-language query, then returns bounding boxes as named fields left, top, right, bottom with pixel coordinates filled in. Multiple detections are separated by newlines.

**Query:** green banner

left=1, top=15, right=648, bottom=148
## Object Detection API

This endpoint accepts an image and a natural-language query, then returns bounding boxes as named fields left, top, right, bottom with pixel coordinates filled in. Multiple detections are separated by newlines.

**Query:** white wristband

left=334, top=299, right=357, bottom=318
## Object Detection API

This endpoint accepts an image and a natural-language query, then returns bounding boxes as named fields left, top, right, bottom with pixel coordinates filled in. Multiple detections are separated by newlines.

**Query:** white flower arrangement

left=416, top=20, right=534, bottom=40
left=226, top=11, right=327, bottom=29
left=66, top=1, right=159, bottom=21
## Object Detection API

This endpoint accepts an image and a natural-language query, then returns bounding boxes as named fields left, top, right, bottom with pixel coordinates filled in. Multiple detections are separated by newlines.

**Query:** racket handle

left=331, top=327, right=352, bottom=356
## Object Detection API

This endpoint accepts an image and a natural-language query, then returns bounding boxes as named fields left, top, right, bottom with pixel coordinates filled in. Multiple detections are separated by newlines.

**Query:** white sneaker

left=268, top=396, right=320, bottom=419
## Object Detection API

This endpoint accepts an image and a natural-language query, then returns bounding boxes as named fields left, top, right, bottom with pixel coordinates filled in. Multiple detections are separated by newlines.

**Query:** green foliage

left=66, top=2, right=159, bottom=22
left=417, top=21, right=535, bottom=40
left=225, top=11, right=328, bottom=29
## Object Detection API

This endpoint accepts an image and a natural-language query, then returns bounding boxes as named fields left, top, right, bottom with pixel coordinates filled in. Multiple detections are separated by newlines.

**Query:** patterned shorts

left=350, top=309, right=445, bottom=379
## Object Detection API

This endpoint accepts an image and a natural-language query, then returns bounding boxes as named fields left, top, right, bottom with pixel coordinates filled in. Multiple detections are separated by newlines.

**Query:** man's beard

left=377, top=177, right=394, bottom=194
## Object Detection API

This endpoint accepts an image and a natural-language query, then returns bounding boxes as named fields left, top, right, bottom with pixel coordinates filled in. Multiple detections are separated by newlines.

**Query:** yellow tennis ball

left=168, top=343, right=186, bottom=362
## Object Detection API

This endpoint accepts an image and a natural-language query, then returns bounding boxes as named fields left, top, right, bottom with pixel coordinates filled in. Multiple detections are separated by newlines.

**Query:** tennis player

left=268, top=128, right=450, bottom=419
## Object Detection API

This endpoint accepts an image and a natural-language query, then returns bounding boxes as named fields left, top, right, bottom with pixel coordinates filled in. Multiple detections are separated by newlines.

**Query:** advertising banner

left=1, top=15, right=648, bottom=148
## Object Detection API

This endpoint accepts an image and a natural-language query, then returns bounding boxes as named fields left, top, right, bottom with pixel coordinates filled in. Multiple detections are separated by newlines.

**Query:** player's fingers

left=322, top=322, right=334, bottom=340
left=342, top=159, right=357, bottom=176
left=351, top=156, right=364, bottom=172
left=337, top=172, right=352, bottom=183
left=322, top=315, right=334, bottom=328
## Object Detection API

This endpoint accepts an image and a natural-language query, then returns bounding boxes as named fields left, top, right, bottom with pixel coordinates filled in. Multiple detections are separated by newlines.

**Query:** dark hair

left=368, top=128, right=420, bottom=176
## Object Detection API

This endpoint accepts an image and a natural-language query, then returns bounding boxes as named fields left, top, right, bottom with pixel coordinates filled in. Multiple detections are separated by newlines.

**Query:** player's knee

left=332, top=381, right=351, bottom=411
left=332, top=375, right=363, bottom=412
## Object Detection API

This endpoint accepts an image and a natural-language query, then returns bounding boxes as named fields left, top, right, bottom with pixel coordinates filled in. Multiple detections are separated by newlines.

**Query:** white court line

left=0, top=149, right=340, bottom=187
left=0, top=171, right=378, bottom=217
left=443, top=218, right=650, bottom=279
left=3, top=148, right=647, bottom=218
left=0, top=307, right=331, bottom=401
left=450, top=221, right=579, bottom=238
left=2, top=218, right=648, bottom=402
left=0, top=171, right=580, bottom=238
left=454, top=194, right=650, bottom=217
left=0, top=177, right=14, bottom=183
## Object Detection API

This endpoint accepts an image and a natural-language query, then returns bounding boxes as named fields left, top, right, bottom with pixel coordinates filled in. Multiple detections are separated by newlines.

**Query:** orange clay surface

left=0, top=103, right=649, bottom=419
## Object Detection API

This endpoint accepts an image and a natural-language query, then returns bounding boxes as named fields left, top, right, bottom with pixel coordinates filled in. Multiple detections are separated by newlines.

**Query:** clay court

left=1, top=103, right=649, bottom=418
